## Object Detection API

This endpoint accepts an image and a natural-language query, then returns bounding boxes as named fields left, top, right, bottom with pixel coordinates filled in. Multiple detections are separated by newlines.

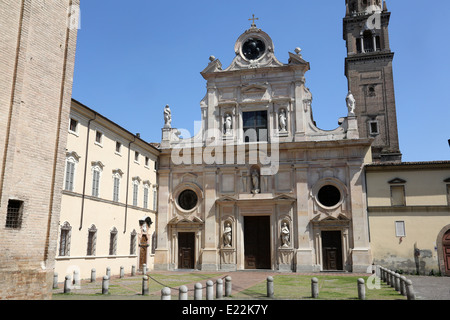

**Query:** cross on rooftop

left=249, top=14, right=259, bottom=27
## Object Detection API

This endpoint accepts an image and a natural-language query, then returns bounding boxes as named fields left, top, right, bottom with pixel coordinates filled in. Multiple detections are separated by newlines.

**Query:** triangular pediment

left=168, top=216, right=204, bottom=225
left=241, top=84, right=267, bottom=94
left=216, top=196, right=237, bottom=203
left=388, top=178, right=407, bottom=184
left=273, top=193, right=296, bottom=202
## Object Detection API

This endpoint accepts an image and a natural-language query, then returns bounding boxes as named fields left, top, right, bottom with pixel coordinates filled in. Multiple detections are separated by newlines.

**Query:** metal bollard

left=102, top=275, right=109, bottom=295
left=357, top=278, right=366, bottom=300
left=179, top=285, right=188, bottom=300
left=142, top=276, right=149, bottom=295
left=194, top=283, right=203, bottom=300
left=405, top=279, right=416, bottom=300
left=400, top=276, right=407, bottom=296
left=161, top=287, right=171, bottom=300
left=216, top=278, right=223, bottom=299
left=91, top=268, right=96, bottom=283
left=225, top=276, right=232, bottom=297
left=206, top=280, right=214, bottom=300
left=120, top=266, right=124, bottom=278
left=64, top=275, right=72, bottom=294
left=311, top=277, right=319, bottom=299
left=267, top=276, right=274, bottom=298
left=53, top=273, right=59, bottom=289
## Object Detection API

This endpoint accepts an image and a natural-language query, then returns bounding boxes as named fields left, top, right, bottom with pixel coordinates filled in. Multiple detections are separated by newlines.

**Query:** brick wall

left=0, top=0, right=78, bottom=300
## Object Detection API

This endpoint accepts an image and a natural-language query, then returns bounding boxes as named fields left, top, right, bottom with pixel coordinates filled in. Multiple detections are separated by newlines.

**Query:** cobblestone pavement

left=408, top=276, right=450, bottom=300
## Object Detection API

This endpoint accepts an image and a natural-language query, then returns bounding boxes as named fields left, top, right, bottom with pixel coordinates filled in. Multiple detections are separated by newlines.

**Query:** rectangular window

left=145, top=156, right=149, bottom=167
left=133, top=183, right=138, bottom=206
left=65, top=161, right=75, bottom=191
left=134, top=151, right=139, bottom=163
left=113, top=177, right=120, bottom=202
left=143, top=187, right=149, bottom=209
left=95, top=131, right=103, bottom=144
left=447, top=185, right=450, bottom=206
left=92, top=170, right=100, bottom=197
left=243, top=111, right=268, bottom=142
left=69, top=118, right=78, bottom=133
left=369, top=121, right=379, bottom=135
left=395, top=221, right=406, bottom=237
left=115, top=141, right=122, bottom=154
left=391, top=185, right=406, bottom=206
left=5, top=200, right=24, bottom=229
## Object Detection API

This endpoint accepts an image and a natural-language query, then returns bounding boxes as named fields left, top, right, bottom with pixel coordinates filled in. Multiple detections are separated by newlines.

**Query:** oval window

left=178, top=190, right=198, bottom=211
left=317, top=185, right=341, bottom=208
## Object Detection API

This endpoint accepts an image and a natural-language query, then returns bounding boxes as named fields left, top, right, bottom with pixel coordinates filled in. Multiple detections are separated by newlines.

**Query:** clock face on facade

left=242, top=38, right=266, bottom=60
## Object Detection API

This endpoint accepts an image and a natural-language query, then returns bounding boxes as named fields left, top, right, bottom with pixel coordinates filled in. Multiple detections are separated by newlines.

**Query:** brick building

left=0, top=0, right=78, bottom=299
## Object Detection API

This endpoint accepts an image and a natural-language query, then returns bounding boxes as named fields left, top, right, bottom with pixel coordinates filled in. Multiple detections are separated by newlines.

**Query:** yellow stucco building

left=366, top=161, right=450, bottom=276
left=55, top=100, right=160, bottom=280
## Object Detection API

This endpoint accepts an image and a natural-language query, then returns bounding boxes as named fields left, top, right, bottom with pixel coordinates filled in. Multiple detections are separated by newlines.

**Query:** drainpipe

left=124, top=136, right=136, bottom=234
left=79, top=114, right=96, bottom=230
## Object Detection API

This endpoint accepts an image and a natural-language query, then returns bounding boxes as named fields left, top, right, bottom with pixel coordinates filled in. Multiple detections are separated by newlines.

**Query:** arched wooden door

left=444, top=230, right=450, bottom=276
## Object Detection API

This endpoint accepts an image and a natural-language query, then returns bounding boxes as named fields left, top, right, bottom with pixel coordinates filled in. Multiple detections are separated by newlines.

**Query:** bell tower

left=344, top=0, right=402, bottom=162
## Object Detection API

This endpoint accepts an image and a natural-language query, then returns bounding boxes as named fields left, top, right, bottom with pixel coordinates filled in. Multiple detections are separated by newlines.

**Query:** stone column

left=154, top=170, right=170, bottom=270
left=201, top=169, right=218, bottom=271
left=348, top=161, right=372, bottom=273
left=295, top=165, right=315, bottom=272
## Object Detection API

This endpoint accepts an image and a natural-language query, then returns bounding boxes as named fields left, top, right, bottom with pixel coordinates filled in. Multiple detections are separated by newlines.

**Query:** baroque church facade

left=153, top=2, right=392, bottom=273
left=2, top=0, right=450, bottom=300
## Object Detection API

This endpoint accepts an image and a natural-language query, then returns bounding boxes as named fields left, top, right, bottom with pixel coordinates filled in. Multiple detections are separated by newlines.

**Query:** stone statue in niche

left=346, top=91, right=356, bottom=116
left=251, top=169, right=260, bottom=194
left=223, top=222, right=232, bottom=247
left=224, top=113, right=232, bottom=135
left=281, top=222, right=290, bottom=247
left=163, top=105, right=172, bottom=128
left=279, top=109, right=287, bottom=132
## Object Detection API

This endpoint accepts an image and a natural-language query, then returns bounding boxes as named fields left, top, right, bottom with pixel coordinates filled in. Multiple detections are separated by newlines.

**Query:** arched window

left=363, top=30, right=374, bottom=52
left=59, top=222, right=72, bottom=256
left=87, top=224, right=97, bottom=256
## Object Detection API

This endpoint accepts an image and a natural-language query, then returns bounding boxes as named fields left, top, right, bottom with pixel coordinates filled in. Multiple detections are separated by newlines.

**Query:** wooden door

left=444, top=231, right=450, bottom=276
left=322, top=231, right=343, bottom=271
left=244, top=216, right=271, bottom=269
left=178, top=232, right=195, bottom=269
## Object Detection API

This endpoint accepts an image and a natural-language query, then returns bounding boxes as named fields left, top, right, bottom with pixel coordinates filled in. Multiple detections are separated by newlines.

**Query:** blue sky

left=72, top=0, right=450, bottom=162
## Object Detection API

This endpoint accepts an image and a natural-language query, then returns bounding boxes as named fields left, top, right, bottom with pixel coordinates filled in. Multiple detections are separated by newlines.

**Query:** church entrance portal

left=244, top=216, right=271, bottom=269
left=322, top=231, right=343, bottom=271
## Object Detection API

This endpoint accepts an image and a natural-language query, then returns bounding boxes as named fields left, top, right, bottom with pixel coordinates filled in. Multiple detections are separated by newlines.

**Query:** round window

left=178, top=190, right=198, bottom=211
left=317, top=185, right=341, bottom=208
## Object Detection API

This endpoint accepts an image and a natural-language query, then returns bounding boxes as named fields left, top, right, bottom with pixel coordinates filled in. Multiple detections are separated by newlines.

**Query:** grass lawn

left=233, top=275, right=406, bottom=300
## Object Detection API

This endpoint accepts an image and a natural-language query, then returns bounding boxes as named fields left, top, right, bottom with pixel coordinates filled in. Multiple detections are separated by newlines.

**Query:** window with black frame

left=243, top=111, right=268, bottom=142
